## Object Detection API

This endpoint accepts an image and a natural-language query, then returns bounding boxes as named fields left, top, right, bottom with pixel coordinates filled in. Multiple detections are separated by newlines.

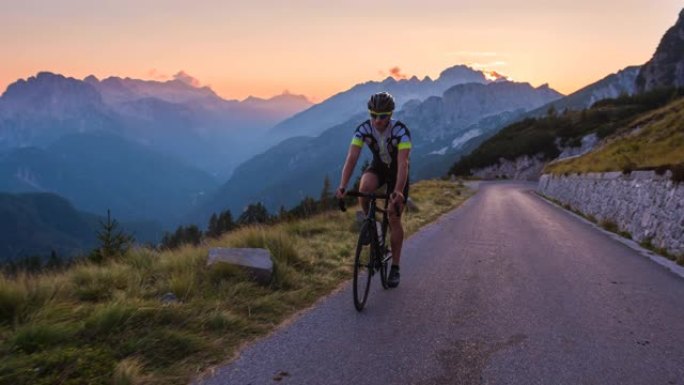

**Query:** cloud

left=389, top=66, right=408, bottom=80
left=173, top=70, right=201, bottom=87
left=147, top=68, right=171, bottom=81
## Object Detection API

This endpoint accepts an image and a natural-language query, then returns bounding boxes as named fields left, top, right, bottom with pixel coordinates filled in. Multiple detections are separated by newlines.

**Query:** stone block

left=207, top=247, right=273, bottom=285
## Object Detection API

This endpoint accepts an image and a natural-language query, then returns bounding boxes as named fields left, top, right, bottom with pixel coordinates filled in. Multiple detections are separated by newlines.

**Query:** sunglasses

left=369, top=111, right=392, bottom=120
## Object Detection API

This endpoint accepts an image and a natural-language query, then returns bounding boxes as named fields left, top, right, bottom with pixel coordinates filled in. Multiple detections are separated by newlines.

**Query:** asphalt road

left=196, top=181, right=684, bottom=385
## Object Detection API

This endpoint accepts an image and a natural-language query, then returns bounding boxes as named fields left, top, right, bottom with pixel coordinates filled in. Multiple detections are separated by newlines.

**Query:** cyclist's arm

left=393, top=148, right=410, bottom=197
left=338, top=145, right=362, bottom=192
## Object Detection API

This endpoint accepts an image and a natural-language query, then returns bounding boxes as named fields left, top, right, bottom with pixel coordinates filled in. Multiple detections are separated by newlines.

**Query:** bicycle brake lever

left=338, top=199, right=347, bottom=212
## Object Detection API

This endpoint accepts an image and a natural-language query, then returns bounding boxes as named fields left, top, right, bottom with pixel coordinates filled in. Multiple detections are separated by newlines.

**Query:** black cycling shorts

left=363, top=164, right=409, bottom=203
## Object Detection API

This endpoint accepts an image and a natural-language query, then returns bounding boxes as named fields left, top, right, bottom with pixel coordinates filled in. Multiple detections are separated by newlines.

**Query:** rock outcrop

left=636, top=8, right=684, bottom=92
left=471, top=154, right=546, bottom=181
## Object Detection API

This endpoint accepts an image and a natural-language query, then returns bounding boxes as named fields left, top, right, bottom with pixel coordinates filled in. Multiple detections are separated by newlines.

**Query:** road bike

left=339, top=191, right=398, bottom=311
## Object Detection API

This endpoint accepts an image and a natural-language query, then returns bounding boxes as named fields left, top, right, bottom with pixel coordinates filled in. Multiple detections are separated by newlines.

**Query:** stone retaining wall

left=538, top=171, right=684, bottom=256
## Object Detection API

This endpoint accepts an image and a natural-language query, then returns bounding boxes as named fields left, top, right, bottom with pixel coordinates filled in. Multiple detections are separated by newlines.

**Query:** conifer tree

left=319, top=175, right=333, bottom=211
left=90, top=209, right=134, bottom=263
left=238, top=202, right=270, bottom=225
left=218, top=210, right=235, bottom=233
left=207, top=213, right=220, bottom=238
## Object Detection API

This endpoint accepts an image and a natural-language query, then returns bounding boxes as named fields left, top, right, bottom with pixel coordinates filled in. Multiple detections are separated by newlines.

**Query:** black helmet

left=367, top=92, right=395, bottom=113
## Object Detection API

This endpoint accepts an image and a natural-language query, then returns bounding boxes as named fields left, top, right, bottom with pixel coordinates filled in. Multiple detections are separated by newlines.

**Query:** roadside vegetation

left=545, top=96, right=684, bottom=177
left=0, top=179, right=471, bottom=385
left=450, top=88, right=684, bottom=177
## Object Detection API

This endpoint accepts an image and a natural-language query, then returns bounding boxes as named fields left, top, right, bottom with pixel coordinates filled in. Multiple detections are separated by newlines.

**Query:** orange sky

left=1, top=1, right=681, bottom=102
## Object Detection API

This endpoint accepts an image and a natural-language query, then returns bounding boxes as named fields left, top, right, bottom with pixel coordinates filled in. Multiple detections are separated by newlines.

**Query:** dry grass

left=0, top=180, right=471, bottom=385
left=546, top=98, right=684, bottom=174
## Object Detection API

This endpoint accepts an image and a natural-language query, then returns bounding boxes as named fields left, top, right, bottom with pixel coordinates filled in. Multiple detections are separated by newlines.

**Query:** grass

left=0, top=179, right=471, bottom=385
left=546, top=97, right=684, bottom=175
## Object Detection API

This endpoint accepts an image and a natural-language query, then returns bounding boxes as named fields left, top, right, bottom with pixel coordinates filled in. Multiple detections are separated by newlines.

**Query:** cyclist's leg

left=388, top=179, right=409, bottom=265
left=358, top=170, right=381, bottom=215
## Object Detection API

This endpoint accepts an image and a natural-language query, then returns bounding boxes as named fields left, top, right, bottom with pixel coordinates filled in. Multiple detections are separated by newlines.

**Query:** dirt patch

left=415, top=334, right=527, bottom=385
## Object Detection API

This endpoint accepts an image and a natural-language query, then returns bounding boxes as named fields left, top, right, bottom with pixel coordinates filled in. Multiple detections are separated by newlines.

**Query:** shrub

left=640, top=237, right=654, bottom=250
left=0, top=276, right=26, bottom=324
left=671, top=163, right=684, bottom=184
left=600, top=219, right=619, bottom=233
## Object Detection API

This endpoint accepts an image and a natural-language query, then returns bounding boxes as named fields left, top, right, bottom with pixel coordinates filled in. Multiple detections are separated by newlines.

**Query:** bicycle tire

left=353, top=220, right=374, bottom=311
left=377, top=219, right=392, bottom=289
left=379, top=247, right=392, bottom=289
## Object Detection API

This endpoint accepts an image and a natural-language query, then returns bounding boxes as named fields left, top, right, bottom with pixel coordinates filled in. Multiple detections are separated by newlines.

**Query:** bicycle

left=339, top=190, right=399, bottom=311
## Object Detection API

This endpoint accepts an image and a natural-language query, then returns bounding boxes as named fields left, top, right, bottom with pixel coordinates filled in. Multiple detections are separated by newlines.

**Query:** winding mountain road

left=197, top=182, right=684, bottom=385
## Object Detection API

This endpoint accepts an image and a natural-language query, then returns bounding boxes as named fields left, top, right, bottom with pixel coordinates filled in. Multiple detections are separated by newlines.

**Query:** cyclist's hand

left=390, top=191, right=404, bottom=216
left=335, top=187, right=346, bottom=199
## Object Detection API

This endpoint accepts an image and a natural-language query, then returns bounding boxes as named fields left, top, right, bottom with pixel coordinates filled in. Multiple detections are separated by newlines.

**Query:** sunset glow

left=1, top=1, right=682, bottom=102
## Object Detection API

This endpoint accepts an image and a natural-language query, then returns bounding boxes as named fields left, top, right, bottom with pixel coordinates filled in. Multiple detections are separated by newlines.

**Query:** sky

left=0, top=0, right=682, bottom=102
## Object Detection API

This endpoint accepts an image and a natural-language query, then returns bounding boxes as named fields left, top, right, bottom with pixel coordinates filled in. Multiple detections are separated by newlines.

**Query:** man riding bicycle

left=336, top=91, right=412, bottom=288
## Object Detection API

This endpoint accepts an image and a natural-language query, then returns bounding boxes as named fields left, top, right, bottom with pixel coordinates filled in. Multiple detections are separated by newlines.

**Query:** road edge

left=534, top=190, right=684, bottom=280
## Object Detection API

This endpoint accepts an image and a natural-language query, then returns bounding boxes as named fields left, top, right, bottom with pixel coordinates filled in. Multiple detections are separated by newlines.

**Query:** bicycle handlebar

left=338, top=190, right=400, bottom=216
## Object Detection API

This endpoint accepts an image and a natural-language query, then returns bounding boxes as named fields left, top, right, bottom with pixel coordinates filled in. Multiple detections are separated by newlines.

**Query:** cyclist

left=336, top=91, right=412, bottom=288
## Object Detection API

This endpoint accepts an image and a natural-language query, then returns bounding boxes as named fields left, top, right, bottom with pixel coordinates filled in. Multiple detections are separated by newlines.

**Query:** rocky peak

left=636, top=8, right=684, bottom=92
left=1, top=72, right=103, bottom=111
left=437, top=65, right=487, bottom=85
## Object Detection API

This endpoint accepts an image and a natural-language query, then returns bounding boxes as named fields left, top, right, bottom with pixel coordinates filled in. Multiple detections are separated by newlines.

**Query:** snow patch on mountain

left=452, top=129, right=483, bottom=149
left=429, top=146, right=449, bottom=155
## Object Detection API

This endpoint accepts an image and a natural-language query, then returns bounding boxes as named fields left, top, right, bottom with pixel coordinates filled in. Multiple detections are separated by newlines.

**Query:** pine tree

left=46, top=249, right=62, bottom=270
left=319, top=175, right=332, bottom=211
left=207, top=213, right=219, bottom=238
left=278, top=205, right=289, bottom=221
left=218, top=210, right=235, bottom=234
left=238, top=202, right=270, bottom=225
left=89, top=210, right=134, bottom=263
left=183, top=225, right=202, bottom=246
left=546, top=104, right=557, bottom=118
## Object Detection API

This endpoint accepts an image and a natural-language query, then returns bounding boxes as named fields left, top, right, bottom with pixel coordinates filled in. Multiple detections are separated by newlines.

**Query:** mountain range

left=268, top=65, right=508, bottom=141
left=0, top=72, right=313, bottom=176
left=195, top=79, right=563, bottom=220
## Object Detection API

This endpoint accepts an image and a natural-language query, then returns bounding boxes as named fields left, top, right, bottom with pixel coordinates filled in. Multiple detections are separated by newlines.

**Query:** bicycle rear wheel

left=353, top=221, right=374, bottom=311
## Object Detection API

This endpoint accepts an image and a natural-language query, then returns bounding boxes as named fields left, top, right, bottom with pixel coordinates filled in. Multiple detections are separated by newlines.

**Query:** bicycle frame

left=339, top=190, right=397, bottom=310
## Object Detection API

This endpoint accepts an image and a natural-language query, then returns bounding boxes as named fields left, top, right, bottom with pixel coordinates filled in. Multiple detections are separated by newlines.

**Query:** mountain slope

left=530, top=65, right=640, bottom=115
left=0, top=131, right=218, bottom=225
left=448, top=89, right=683, bottom=178
left=545, top=96, right=684, bottom=174
left=0, top=192, right=97, bottom=260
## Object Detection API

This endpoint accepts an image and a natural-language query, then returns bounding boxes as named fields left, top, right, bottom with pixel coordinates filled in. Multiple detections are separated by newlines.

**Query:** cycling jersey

left=350, top=119, right=412, bottom=171
left=351, top=119, right=412, bottom=200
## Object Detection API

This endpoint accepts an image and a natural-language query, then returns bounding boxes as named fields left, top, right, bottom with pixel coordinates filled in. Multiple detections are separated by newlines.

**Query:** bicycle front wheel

left=353, top=221, right=373, bottom=311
